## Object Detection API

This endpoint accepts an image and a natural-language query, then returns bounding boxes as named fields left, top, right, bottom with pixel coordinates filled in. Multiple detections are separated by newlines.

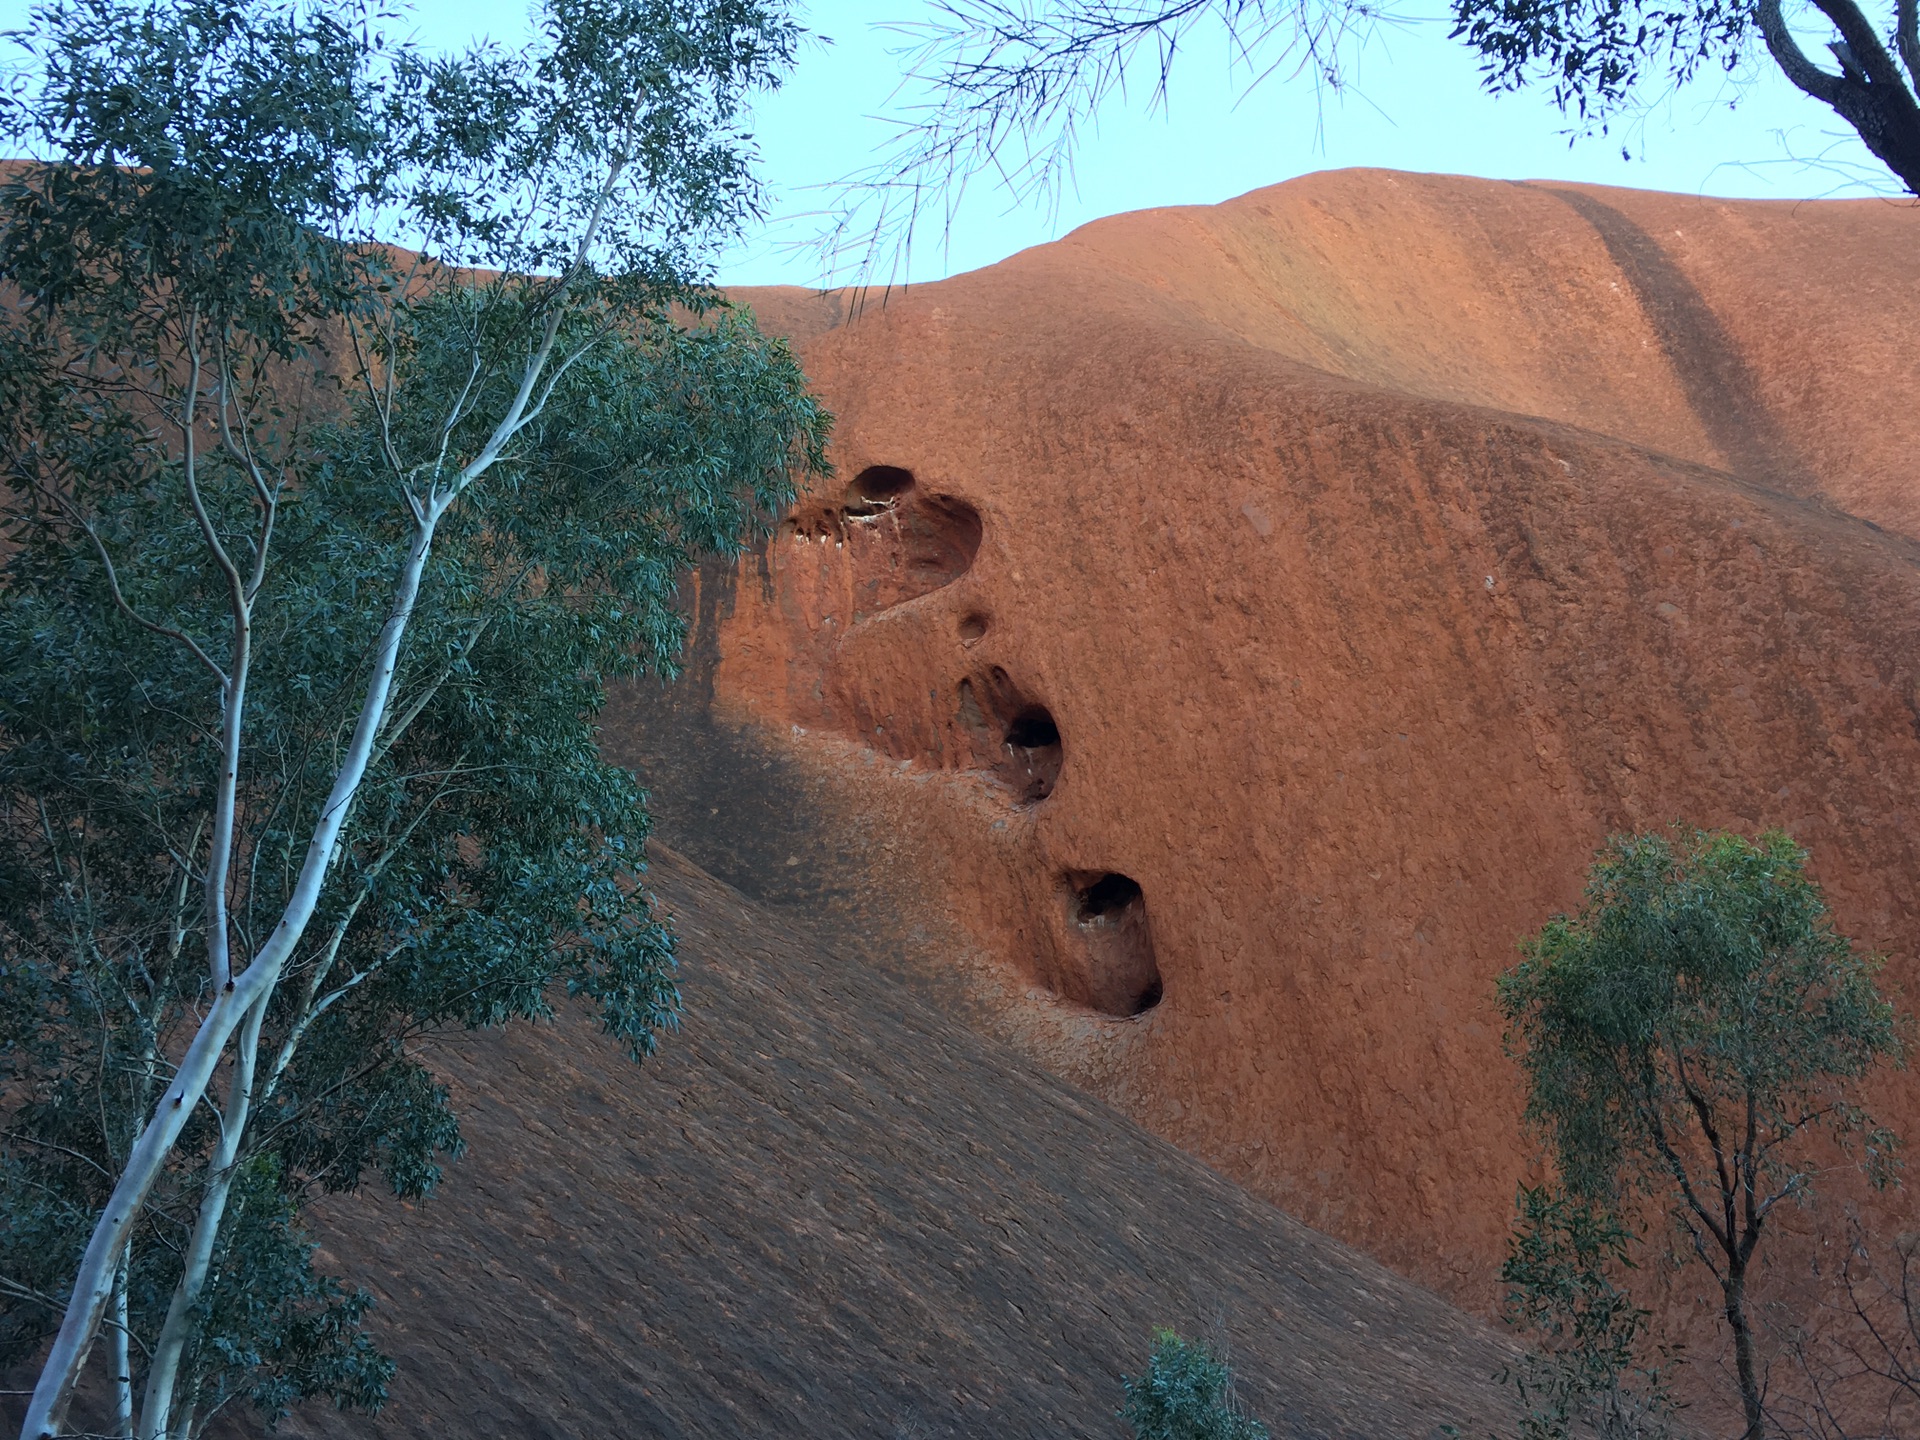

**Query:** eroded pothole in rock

left=782, top=465, right=982, bottom=616
left=1063, top=871, right=1163, bottom=1017
left=954, top=668, right=1064, bottom=803
left=849, top=464, right=915, bottom=505
left=1002, top=706, right=1062, bottom=803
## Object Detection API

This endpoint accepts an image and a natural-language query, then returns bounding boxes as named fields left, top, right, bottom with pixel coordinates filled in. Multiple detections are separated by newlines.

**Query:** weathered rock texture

left=264, top=850, right=1516, bottom=1440
left=630, top=170, right=1920, bottom=1312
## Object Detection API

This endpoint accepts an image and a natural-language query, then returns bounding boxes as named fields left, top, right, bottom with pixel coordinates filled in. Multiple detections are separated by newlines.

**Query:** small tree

left=1120, top=1329, right=1271, bottom=1440
left=1501, top=829, right=1904, bottom=1440
left=0, top=1, right=825, bottom=1436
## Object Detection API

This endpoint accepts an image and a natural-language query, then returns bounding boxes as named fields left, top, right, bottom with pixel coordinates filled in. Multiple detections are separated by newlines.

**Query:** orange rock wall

left=695, top=172, right=1920, bottom=1308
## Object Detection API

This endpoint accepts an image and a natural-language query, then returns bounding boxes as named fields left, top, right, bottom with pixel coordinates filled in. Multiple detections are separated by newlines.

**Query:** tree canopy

left=0, top=2, right=827, bottom=1435
left=1500, top=829, right=1904, bottom=1439
left=1450, top=0, right=1920, bottom=193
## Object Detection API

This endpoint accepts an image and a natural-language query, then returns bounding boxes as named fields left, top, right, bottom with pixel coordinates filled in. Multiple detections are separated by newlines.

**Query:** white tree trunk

left=137, top=993, right=268, bottom=1440
left=108, top=1253, right=131, bottom=1438
left=19, top=517, right=439, bottom=1440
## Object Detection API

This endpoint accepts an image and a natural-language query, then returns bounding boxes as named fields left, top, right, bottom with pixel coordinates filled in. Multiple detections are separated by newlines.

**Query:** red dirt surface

left=631, top=170, right=1920, bottom=1314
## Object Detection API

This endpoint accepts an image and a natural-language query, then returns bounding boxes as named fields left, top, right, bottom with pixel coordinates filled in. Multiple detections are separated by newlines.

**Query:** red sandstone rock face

left=689, top=171, right=1920, bottom=1309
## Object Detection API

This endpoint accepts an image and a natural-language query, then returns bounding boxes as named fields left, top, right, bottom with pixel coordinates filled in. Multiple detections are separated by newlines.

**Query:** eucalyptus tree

left=1500, top=830, right=1904, bottom=1440
left=1450, top=0, right=1920, bottom=195
left=0, top=2, right=828, bottom=1436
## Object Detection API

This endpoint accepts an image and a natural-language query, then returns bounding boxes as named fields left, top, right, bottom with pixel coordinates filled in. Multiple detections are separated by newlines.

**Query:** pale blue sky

left=403, top=0, right=1893, bottom=285
left=5, top=0, right=1899, bottom=284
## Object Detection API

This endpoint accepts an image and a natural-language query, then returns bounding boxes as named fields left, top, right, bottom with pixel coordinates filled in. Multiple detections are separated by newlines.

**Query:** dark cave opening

left=1065, top=871, right=1162, bottom=1017
left=1002, top=706, right=1063, bottom=803
left=1004, top=709, right=1060, bottom=751
left=1073, top=872, right=1142, bottom=923
left=851, top=465, right=916, bottom=503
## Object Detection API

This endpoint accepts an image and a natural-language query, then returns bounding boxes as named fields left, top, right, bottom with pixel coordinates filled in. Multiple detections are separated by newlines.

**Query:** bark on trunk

left=138, top=994, right=268, bottom=1439
left=108, top=1254, right=132, bottom=1438
left=1724, top=1265, right=1765, bottom=1440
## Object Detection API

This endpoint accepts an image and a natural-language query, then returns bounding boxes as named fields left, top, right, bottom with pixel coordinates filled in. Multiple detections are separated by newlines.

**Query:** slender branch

left=74, top=518, right=226, bottom=685
left=212, top=345, right=279, bottom=604
left=1738, top=1083, right=1763, bottom=1263
left=198, top=592, right=252, bottom=995
left=425, top=347, right=486, bottom=488
left=1642, top=1096, right=1734, bottom=1258
left=1675, top=1053, right=1738, bottom=1241
left=376, top=249, right=427, bottom=451
left=343, top=318, right=403, bottom=483
left=442, top=148, right=630, bottom=504
left=506, top=319, right=621, bottom=441
left=0, top=1132, right=113, bottom=1179
left=173, top=311, right=246, bottom=610
left=263, top=760, right=467, bottom=1102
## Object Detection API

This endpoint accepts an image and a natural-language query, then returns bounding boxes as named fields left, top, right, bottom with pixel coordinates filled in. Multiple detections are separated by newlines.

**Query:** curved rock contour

left=622, top=170, right=1920, bottom=1311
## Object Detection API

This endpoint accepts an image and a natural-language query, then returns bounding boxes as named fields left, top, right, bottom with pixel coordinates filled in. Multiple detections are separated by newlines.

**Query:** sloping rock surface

left=274, top=848, right=1514, bottom=1440
left=639, top=170, right=1920, bottom=1313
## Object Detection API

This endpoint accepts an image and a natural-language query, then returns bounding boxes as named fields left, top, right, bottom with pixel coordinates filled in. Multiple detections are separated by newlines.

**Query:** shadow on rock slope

left=260, top=850, right=1517, bottom=1440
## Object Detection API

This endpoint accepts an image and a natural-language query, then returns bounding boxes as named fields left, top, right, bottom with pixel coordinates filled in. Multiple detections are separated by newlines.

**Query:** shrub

left=1120, top=1329, right=1270, bottom=1440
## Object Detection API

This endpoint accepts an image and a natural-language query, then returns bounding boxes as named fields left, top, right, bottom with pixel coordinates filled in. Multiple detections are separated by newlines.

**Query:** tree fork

left=19, top=517, right=440, bottom=1440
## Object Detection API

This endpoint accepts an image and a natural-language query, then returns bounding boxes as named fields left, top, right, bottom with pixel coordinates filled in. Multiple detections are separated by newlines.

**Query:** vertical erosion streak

left=1543, top=185, right=1814, bottom=497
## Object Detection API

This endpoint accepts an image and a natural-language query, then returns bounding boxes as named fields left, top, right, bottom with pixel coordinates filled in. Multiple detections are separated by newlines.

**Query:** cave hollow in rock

left=1002, top=704, right=1063, bottom=803
left=1062, top=871, right=1162, bottom=1018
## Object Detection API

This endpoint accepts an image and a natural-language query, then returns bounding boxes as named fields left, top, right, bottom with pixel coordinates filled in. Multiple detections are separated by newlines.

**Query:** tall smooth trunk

left=20, top=518, right=438, bottom=1440
left=138, top=994, right=268, bottom=1439
left=108, top=1253, right=131, bottom=1437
